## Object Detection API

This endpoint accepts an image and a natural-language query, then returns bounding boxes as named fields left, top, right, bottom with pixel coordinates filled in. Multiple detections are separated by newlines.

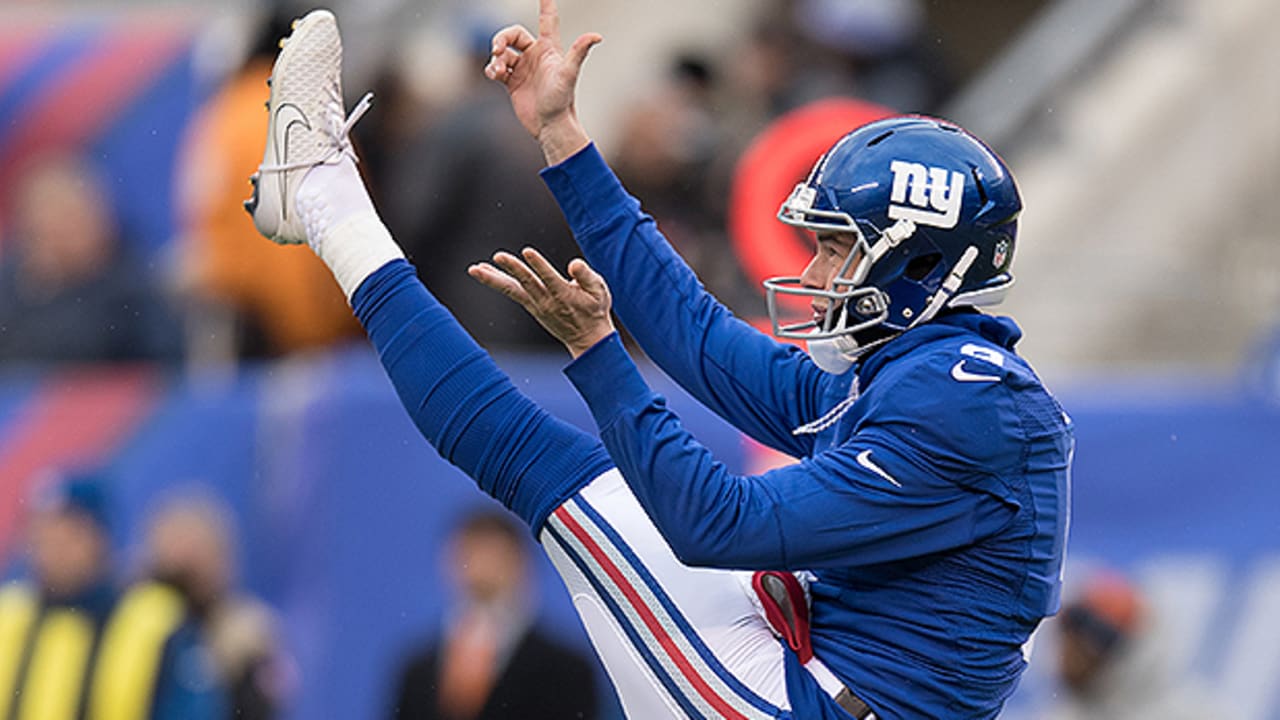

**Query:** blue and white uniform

left=542, top=144, right=1073, bottom=718
left=348, top=143, right=1070, bottom=719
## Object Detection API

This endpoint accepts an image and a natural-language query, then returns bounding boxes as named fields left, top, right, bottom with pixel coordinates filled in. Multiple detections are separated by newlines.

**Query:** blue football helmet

left=765, top=116, right=1021, bottom=361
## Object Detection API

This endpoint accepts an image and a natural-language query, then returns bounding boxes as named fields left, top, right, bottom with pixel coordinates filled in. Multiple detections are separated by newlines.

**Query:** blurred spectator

left=1046, top=572, right=1211, bottom=720
left=352, top=59, right=432, bottom=205
left=613, top=55, right=720, bottom=212
left=0, top=154, right=181, bottom=366
left=611, top=55, right=761, bottom=314
left=0, top=470, right=224, bottom=720
left=789, top=0, right=949, bottom=113
left=387, top=510, right=598, bottom=720
left=144, top=492, right=288, bottom=720
left=380, top=27, right=582, bottom=351
left=176, top=8, right=361, bottom=362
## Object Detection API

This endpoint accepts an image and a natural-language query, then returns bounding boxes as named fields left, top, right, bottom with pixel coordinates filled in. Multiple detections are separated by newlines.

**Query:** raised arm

left=484, top=1, right=835, bottom=457
left=471, top=250, right=1016, bottom=566
left=483, top=0, right=599, bottom=166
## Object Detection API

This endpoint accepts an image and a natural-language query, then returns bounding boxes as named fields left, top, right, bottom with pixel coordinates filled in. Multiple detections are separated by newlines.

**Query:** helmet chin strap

left=806, top=327, right=895, bottom=373
left=806, top=336, right=856, bottom=374
left=907, top=245, right=979, bottom=330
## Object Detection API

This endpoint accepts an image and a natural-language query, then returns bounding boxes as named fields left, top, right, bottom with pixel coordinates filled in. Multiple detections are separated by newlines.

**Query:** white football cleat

left=246, top=9, right=372, bottom=245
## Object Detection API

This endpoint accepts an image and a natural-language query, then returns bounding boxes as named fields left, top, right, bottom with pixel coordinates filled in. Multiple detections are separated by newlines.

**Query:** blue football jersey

left=548, top=145, right=1072, bottom=719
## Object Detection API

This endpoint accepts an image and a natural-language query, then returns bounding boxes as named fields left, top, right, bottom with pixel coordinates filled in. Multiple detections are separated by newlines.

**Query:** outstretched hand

left=483, top=0, right=601, bottom=165
left=469, top=248, right=615, bottom=358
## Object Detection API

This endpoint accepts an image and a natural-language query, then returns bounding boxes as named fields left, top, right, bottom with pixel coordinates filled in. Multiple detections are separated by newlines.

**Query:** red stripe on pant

left=553, top=505, right=751, bottom=720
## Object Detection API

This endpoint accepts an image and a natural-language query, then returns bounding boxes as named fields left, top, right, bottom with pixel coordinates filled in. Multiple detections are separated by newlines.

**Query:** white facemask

left=806, top=336, right=855, bottom=374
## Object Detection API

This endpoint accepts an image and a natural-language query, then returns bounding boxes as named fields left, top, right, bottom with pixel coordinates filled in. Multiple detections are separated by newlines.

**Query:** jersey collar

left=855, top=310, right=1023, bottom=387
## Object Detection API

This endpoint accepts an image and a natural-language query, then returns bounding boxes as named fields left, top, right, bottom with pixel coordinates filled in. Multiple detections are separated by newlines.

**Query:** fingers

left=468, top=262, right=535, bottom=308
left=483, top=58, right=503, bottom=82
left=472, top=249, right=588, bottom=309
left=486, top=25, right=535, bottom=80
left=538, top=0, right=561, bottom=45
left=492, top=24, right=536, bottom=54
left=488, top=250, right=550, bottom=297
left=565, top=32, right=603, bottom=74
left=484, top=15, right=600, bottom=86
left=520, top=247, right=572, bottom=293
left=567, top=258, right=608, bottom=298
left=484, top=46, right=522, bottom=82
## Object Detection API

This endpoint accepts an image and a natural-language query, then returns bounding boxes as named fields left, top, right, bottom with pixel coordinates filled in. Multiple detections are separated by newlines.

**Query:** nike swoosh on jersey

left=856, top=449, right=902, bottom=487
left=272, top=103, right=311, bottom=220
left=950, top=360, right=1002, bottom=383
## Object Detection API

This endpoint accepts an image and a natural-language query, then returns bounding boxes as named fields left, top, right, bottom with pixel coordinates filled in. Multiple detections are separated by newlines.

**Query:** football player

left=248, top=5, right=1071, bottom=718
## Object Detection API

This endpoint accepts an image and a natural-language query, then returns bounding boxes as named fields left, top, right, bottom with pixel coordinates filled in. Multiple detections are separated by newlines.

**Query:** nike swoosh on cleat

left=272, top=102, right=311, bottom=220
left=950, top=360, right=1001, bottom=383
left=856, top=450, right=901, bottom=488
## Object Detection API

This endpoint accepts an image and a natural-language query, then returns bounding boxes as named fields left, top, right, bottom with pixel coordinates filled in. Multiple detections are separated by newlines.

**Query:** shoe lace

left=331, top=90, right=373, bottom=157
left=259, top=91, right=374, bottom=173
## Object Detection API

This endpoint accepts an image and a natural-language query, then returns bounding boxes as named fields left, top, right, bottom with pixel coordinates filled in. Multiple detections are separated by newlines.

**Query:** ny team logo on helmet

left=765, top=115, right=1022, bottom=358
left=887, top=160, right=965, bottom=229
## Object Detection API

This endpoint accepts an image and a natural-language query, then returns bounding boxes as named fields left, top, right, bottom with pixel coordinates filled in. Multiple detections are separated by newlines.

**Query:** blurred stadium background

left=0, top=0, right=1276, bottom=717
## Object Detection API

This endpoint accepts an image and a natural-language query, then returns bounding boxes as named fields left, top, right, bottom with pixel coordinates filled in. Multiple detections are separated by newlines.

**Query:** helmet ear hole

left=904, top=253, right=942, bottom=282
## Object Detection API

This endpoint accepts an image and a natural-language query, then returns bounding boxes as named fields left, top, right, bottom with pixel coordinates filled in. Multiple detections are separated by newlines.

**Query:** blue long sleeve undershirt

left=350, top=259, right=614, bottom=533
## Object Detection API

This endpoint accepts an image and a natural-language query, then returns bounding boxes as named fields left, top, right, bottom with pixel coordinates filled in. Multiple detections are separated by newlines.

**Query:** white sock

left=295, top=155, right=405, bottom=301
